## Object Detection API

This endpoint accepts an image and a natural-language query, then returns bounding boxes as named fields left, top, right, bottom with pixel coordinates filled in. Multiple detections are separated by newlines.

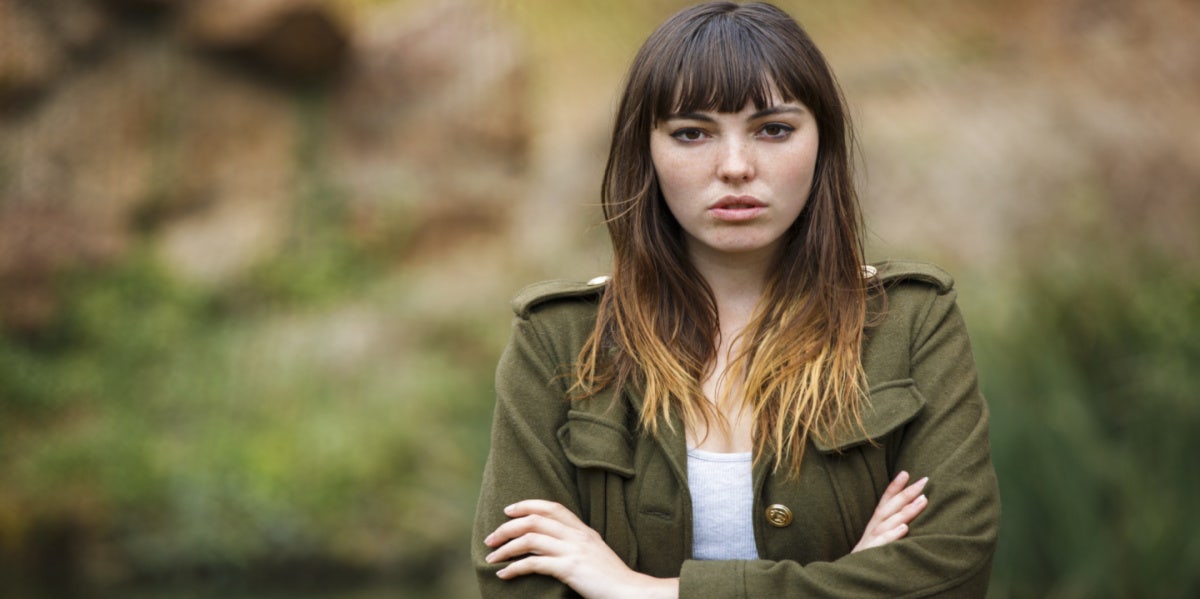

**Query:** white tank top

left=686, top=448, right=760, bottom=560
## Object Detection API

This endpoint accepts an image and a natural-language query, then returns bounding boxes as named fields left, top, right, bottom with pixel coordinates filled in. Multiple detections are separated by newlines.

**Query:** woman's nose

left=716, top=140, right=754, bottom=182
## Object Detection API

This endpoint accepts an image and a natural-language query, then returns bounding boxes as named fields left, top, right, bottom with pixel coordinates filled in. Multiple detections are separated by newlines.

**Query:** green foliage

left=1, top=252, right=208, bottom=413
left=234, top=230, right=377, bottom=309
left=978, top=256, right=1200, bottom=598
left=0, top=231, right=497, bottom=594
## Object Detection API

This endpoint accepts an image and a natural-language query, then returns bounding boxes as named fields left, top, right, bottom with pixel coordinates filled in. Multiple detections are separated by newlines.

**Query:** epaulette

left=510, top=276, right=609, bottom=318
left=870, top=260, right=955, bottom=293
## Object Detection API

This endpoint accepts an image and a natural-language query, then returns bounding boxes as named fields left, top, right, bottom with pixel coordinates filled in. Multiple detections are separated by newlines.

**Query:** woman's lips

left=709, top=195, right=766, bottom=222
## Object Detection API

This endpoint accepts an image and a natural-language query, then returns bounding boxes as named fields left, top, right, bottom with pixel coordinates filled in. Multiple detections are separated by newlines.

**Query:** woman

left=473, top=2, right=999, bottom=597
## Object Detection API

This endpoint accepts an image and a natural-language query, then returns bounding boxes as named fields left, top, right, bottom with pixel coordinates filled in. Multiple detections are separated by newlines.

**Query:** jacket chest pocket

left=558, top=409, right=640, bottom=565
left=559, top=408, right=687, bottom=577
left=762, top=380, right=926, bottom=560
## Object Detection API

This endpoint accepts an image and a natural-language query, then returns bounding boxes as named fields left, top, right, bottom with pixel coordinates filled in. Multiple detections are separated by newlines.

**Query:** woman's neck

left=685, top=245, right=774, bottom=454
left=687, top=244, right=773, bottom=325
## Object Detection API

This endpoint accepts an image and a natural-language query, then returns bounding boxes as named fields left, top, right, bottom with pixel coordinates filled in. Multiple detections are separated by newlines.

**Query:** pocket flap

left=814, top=379, right=925, bottom=452
left=558, top=410, right=636, bottom=477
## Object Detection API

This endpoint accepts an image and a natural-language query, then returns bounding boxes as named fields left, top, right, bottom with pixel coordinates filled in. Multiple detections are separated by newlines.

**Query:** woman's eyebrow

left=664, top=105, right=806, bottom=122
left=750, top=105, right=805, bottom=119
left=664, top=111, right=716, bottom=123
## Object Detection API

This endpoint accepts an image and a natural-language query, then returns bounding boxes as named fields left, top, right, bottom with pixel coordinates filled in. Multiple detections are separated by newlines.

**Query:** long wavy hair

left=574, top=2, right=874, bottom=475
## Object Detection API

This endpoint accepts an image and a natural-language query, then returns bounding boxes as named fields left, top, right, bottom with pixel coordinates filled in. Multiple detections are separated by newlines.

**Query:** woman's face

left=649, top=90, right=819, bottom=266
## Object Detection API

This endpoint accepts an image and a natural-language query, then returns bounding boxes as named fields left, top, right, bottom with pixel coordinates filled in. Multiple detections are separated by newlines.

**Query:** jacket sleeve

left=472, top=312, right=584, bottom=598
left=678, top=285, right=1001, bottom=598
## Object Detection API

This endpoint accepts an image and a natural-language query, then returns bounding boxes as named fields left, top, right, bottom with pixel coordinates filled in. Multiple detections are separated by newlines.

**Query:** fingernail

left=496, top=567, right=508, bottom=578
left=896, top=470, right=908, bottom=480
left=485, top=552, right=495, bottom=563
left=918, top=494, right=927, bottom=503
left=917, top=476, right=929, bottom=487
left=504, top=504, right=516, bottom=515
left=484, top=534, right=493, bottom=545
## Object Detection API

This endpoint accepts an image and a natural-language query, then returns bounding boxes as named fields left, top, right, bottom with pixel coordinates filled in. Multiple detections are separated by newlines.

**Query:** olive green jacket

left=472, top=261, right=1000, bottom=598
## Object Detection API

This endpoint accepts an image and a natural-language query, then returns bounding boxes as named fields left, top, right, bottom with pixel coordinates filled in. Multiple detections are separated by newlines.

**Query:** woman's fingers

left=485, top=500, right=583, bottom=545
left=482, top=499, right=645, bottom=597
left=484, top=500, right=598, bottom=564
left=504, top=499, right=584, bottom=526
left=852, top=473, right=930, bottom=553
left=485, top=530, right=568, bottom=564
left=495, top=554, right=555, bottom=580
left=871, top=523, right=909, bottom=547
left=881, top=470, right=911, bottom=501
left=877, top=492, right=928, bottom=530
left=874, top=474, right=928, bottom=520
left=485, top=511, right=578, bottom=549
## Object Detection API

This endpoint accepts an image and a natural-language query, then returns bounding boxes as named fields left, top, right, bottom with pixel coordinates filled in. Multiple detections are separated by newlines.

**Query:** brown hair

left=574, top=2, right=872, bottom=474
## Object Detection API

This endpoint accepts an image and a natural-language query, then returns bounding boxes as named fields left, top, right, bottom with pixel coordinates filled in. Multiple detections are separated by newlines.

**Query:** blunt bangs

left=645, top=4, right=829, bottom=122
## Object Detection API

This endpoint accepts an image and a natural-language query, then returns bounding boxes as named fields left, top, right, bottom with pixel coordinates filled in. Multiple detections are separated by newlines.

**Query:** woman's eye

left=671, top=128, right=707, bottom=142
left=760, top=123, right=794, bottom=139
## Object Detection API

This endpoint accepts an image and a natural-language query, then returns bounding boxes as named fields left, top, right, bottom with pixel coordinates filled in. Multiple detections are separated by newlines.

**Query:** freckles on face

left=648, top=96, right=820, bottom=261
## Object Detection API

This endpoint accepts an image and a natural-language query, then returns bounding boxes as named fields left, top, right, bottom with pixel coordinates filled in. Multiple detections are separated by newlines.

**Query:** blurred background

left=1, top=0, right=1197, bottom=597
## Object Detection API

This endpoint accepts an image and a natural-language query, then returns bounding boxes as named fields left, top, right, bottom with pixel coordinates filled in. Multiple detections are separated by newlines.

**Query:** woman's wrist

left=630, top=573, right=679, bottom=599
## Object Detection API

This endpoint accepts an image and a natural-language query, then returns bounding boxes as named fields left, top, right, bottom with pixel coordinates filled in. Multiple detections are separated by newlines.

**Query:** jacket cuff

left=679, top=559, right=745, bottom=598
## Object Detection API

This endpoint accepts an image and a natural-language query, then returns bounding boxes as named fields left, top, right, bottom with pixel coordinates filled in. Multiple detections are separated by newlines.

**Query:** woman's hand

left=852, top=470, right=929, bottom=553
left=484, top=499, right=678, bottom=599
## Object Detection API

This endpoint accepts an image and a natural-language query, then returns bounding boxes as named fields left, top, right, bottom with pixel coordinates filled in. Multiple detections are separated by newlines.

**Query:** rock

left=147, top=54, right=297, bottom=288
left=97, top=0, right=183, bottom=13
left=183, top=0, right=349, bottom=82
left=2, top=37, right=177, bottom=245
left=45, top=0, right=112, bottom=56
left=0, top=0, right=66, bottom=109
left=0, top=30, right=296, bottom=297
left=0, top=204, right=125, bottom=332
left=0, top=37, right=168, bottom=323
left=328, top=0, right=530, bottom=258
left=0, top=0, right=536, bottom=334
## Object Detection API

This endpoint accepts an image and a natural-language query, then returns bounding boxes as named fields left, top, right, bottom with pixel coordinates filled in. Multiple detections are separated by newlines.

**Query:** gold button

left=765, top=504, right=793, bottom=527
